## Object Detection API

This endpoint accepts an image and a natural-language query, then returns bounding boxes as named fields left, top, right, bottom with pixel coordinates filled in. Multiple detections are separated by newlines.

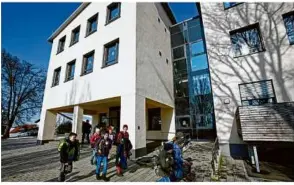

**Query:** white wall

left=136, top=3, right=176, bottom=142
left=43, top=2, right=137, bottom=111
left=38, top=2, right=137, bottom=141
left=201, top=3, right=294, bottom=146
left=136, top=3, right=174, bottom=108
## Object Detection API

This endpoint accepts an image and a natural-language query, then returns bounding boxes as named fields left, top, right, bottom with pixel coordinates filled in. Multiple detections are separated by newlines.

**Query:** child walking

left=57, top=132, right=80, bottom=182
left=95, top=131, right=112, bottom=181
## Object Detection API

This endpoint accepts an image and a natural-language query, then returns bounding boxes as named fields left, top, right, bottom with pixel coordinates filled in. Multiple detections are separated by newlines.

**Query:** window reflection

left=191, top=54, right=208, bottom=71
left=188, top=25, right=202, bottom=42
left=192, top=73, right=211, bottom=95
left=191, top=41, right=205, bottom=56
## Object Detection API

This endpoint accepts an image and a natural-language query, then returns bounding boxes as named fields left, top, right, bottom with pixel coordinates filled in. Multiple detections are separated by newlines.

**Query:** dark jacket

left=82, top=121, right=91, bottom=133
left=95, top=137, right=112, bottom=157
left=58, top=138, right=80, bottom=163
left=116, top=131, right=132, bottom=152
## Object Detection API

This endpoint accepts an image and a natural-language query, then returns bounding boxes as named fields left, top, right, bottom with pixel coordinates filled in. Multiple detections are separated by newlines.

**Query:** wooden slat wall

left=238, top=102, right=294, bottom=142
left=239, top=80, right=275, bottom=100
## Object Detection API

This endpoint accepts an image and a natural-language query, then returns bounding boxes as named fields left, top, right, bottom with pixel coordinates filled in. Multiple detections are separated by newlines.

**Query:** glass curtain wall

left=171, top=17, right=216, bottom=140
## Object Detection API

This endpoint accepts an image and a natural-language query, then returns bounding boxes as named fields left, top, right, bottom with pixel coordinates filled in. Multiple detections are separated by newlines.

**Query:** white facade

left=201, top=2, right=294, bottom=155
left=38, top=2, right=176, bottom=157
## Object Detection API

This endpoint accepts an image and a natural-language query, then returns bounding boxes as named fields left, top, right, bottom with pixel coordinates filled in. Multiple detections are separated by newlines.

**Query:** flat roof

left=47, top=2, right=176, bottom=43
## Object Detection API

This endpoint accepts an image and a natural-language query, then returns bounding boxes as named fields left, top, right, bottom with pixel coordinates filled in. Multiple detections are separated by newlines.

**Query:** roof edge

left=48, top=2, right=176, bottom=43
left=48, top=2, right=91, bottom=43
left=161, top=3, right=177, bottom=25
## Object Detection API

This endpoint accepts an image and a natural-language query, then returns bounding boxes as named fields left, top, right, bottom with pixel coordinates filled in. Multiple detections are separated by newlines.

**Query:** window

left=176, top=116, right=191, bottom=129
left=188, top=19, right=202, bottom=43
left=191, top=54, right=208, bottom=71
left=57, top=36, right=66, bottom=54
left=158, top=18, right=161, bottom=23
left=148, top=108, right=161, bottom=130
left=282, top=11, right=294, bottom=45
left=191, top=41, right=205, bottom=56
left=173, top=46, right=185, bottom=60
left=223, top=2, right=243, bottom=10
left=159, top=51, right=162, bottom=56
left=103, top=38, right=119, bottom=67
left=70, top=26, right=80, bottom=46
left=166, top=59, right=169, bottom=64
left=230, top=23, right=265, bottom=57
left=82, top=50, right=94, bottom=75
left=86, top=13, right=98, bottom=36
left=106, top=3, right=121, bottom=24
left=52, top=67, right=61, bottom=87
left=239, top=79, right=276, bottom=106
left=191, top=73, right=211, bottom=95
left=65, top=60, right=75, bottom=81
left=175, top=97, right=190, bottom=115
left=173, top=59, right=187, bottom=75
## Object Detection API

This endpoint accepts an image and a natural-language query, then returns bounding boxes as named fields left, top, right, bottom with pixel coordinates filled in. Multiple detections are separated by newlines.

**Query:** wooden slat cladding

left=239, top=80, right=275, bottom=101
left=238, top=102, right=294, bottom=142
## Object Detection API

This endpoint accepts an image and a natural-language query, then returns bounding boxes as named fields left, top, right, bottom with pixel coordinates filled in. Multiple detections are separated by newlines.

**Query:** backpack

left=58, top=138, right=67, bottom=152
left=58, top=138, right=80, bottom=161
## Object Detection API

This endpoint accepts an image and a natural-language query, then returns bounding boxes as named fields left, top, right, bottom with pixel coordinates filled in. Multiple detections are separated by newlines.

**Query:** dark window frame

left=86, top=13, right=98, bottom=37
left=102, top=38, right=119, bottom=68
left=70, top=25, right=80, bottom=46
left=238, top=79, right=277, bottom=106
left=81, top=50, right=95, bottom=76
left=105, top=2, right=121, bottom=25
left=229, top=23, right=266, bottom=58
left=57, top=36, right=66, bottom=54
left=223, top=2, right=243, bottom=10
left=148, top=108, right=162, bottom=131
left=65, top=60, right=76, bottom=82
left=52, top=67, right=61, bottom=87
left=282, top=10, right=294, bottom=45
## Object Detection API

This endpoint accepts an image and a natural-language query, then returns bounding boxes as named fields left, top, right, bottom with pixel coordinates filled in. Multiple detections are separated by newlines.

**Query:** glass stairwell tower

left=170, top=7, right=216, bottom=140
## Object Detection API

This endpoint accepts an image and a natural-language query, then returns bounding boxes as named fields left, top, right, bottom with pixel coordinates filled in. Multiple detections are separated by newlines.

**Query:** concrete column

left=37, top=110, right=57, bottom=144
left=92, top=114, right=99, bottom=133
left=168, top=108, right=176, bottom=140
left=121, top=94, right=146, bottom=158
left=253, top=146, right=260, bottom=173
left=160, top=108, right=176, bottom=140
left=72, top=106, right=84, bottom=142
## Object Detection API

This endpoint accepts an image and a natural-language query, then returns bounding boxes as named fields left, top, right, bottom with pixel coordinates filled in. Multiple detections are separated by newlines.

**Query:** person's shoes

left=102, top=174, right=110, bottom=182
left=96, top=174, right=101, bottom=180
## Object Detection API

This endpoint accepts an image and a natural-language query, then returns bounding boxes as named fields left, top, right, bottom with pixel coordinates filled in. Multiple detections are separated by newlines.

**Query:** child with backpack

left=57, top=132, right=80, bottom=182
left=95, top=130, right=112, bottom=181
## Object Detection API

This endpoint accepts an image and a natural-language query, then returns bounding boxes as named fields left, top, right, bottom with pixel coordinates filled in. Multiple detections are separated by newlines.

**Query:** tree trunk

left=2, top=125, right=11, bottom=139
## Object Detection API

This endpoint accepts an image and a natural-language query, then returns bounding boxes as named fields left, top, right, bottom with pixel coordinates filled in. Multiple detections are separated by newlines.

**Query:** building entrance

left=108, top=106, right=120, bottom=133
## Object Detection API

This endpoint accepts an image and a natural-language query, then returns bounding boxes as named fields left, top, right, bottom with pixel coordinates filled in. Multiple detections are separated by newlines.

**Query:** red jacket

left=90, top=133, right=101, bottom=148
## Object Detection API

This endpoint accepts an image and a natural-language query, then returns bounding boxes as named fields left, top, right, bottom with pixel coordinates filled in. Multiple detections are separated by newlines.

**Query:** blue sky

left=1, top=2, right=197, bottom=124
left=1, top=2, right=197, bottom=70
left=169, top=2, right=198, bottom=23
left=1, top=2, right=81, bottom=69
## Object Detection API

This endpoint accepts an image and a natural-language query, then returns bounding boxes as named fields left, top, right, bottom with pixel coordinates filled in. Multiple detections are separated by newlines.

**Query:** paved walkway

left=1, top=138, right=249, bottom=182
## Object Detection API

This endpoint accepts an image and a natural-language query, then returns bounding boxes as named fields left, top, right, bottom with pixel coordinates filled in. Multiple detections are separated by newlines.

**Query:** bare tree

left=1, top=49, right=46, bottom=138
